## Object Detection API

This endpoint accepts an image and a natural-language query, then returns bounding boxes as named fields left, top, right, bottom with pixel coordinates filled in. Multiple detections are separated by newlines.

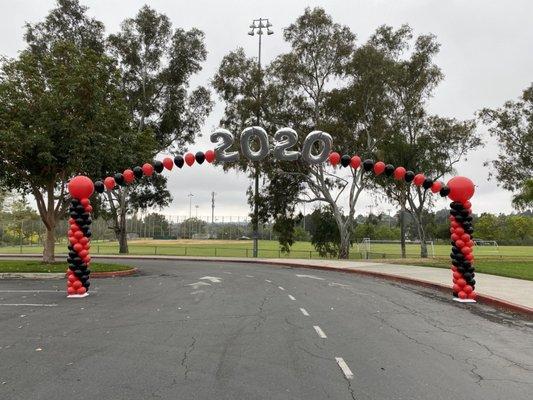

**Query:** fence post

left=184, top=247, right=187, bottom=256
left=215, top=248, right=217, bottom=256
left=309, top=251, right=312, bottom=259
left=154, top=246, right=157, bottom=255
left=246, top=248, right=249, bottom=258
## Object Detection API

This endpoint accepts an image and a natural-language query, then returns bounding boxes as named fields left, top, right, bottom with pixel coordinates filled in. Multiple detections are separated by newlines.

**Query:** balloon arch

left=66, top=127, right=476, bottom=302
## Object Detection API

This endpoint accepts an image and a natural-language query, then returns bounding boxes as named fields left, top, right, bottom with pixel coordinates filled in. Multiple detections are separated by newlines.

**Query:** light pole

left=188, top=193, right=194, bottom=219
left=248, top=17, right=273, bottom=257
left=195, top=204, right=199, bottom=218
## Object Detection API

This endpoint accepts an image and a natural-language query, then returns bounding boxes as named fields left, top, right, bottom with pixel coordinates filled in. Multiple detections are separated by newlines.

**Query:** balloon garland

left=66, top=127, right=476, bottom=301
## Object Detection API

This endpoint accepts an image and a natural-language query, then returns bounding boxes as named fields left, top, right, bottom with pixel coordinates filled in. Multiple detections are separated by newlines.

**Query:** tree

left=0, top=0, right=132, bottom=262
left=179, top=218, right=207, bottom=239
left=307, top=207, right=342, bottom=258
left=102, top=6, right=212, bottom=253
left=479, top=84, right=533, bottom=210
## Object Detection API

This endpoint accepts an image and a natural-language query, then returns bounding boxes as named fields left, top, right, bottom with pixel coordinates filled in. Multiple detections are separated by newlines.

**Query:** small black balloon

left=404, top=171, right=415, bottom=182
left=362, top=159, right=374, bottom=171
left=440, top=185, right=450, bottom=197
left=195, top=151, right=206, bottom=164
left=94, top=181, right=105, bottom=194
left=422, top=178, right=433, bottom=190
left=114, top=173, right=125, bottom=185
left=133, top=166, right=143, bottom=179
left=450, top=202, right=464, bottom=210
left=450, top=209, right=458, bottom=216
left=71, top=199, right=80, bottom=207
left=154, top=160, right=164, bottom=173
left=174, top=155, right=184, bottom=168
left=74, top=269, right=84, bottom=277
left=455, top=215, right=464, bottom=223
left=84, top=281, right=91, bottom=289
left=452, top=246, right=460, bottom=254
left=68, top=264, right=77, bottom=272
left=75, top=205, right=85, bottom=213
left=384, top=164, right=395, bottom=176
left=452, top=260, right=459, bottom=267
left=85, top=230, right=92, bottom=238
left=340, top=155, right=351, bottom=168
left=68, top=245, right=73, bottom=251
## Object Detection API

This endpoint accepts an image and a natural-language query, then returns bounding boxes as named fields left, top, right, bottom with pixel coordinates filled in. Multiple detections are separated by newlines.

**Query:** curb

left=1, top=254, right=531, bottom=317
left=0, top=268, right=138, bottom=280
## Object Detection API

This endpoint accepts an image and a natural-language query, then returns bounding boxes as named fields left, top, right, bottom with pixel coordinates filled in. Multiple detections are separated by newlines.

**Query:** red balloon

left=461, top=233, right=470, bottom=242
left=466, top=253, right=474, bottom=261
left=74, top=230, right=84, bottom=239
left=451, top=266, right=458, bottom=272
left=67, top=287, right=76, bottom=295
left=70, top=224, right=79, bottom=232
left=73, top=243, right=83, bottom=252
left=123, top=169, right=135, bottom=184
left=68, top=218, right=75, bottom=224
left=67, top=230, right=73, bottom=237
left=185, top=153, right=195, bottom=166
left=163, top=157, right=174, bottom=170
left=455, top=240, right=465, bottom=248
left=72, top=280, right=82, bottom=289
left=457, top=278, right=466, bottom=287
left=80, top=198, right=90, bottom=207
left=413, top=173, right=425, bottom=186
left=68, top=176, right=94, bottom=200
left=77, top=287, right=87, bottom=295
left=461, top=247, right=472, bottom=255
left=468, top=240, right=474, bottom=248
left=447, top=176, right=475, bottom=203
left=142, top=163, right=154, bottom=176
left=431, top=181, right=442, bottom=193
left=451, top=233, right=459, bottom=241
left=68, top=274, right=77, bottom=283
left=467, top=291, right=477, bottom=300
left=463, top=200, right=472, bottom=209
left=83, top=256, right=91, bottom=264
left=455, top=227, right=465, bottom=235
left=85, top=205, right=93, bottom=213
left=69, top=237, right=78, bottom=245
left=79, top=237, right=89, bottom=245
left=205, top=149, right=216, bottom=163
left=458, top=291, right=467, bottom=299
left=350, top=156, right=361, bottom=169
left=104, top=176, right=116, bottom=190
left=451, top=221, right=459, bottom=228
left=394, top=167, right=406, bottom=180
left=463, top=285, right=473, bottom=294
left=328, top=152, right=340, bottom=166
left=452, top=284, right=461, bottom=293
left=453, top=271, right=461, bottom=280
left=79, top=250, right=89, bottom=259
left=373, top=161, right=386, bottom=175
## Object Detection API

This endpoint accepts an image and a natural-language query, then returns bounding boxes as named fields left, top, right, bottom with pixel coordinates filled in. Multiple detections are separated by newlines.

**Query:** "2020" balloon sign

left=210, top=127, right=333, bottom=164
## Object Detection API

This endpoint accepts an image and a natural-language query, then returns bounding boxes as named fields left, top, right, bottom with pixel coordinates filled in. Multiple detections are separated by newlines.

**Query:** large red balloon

left=68, top=176, right=94, bottom=200
left=184, top=153, right=195, bottom=166
left=205, top=150, right=216, bottom=163
left=350, top=156, right=361, bottom=169
left=142, top=163, right=154, bottom=176
left=447, top=176, right=475, bottom=203
left=123, top=169, right=135, bottom=184
left=373, top=161, right=386, bottom=175
left=413, top=173, right=425, bottom=186
left=328, top=152, right=340, bottom=166
left=104, top=177, right=116, bottom=190
left=394, top=167, right=406, bottom=180
left=163, top=157, right=174, bottom=170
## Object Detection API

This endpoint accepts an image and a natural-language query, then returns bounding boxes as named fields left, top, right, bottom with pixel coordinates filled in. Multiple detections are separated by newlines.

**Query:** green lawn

left=0, top=260, right=133, bottom=273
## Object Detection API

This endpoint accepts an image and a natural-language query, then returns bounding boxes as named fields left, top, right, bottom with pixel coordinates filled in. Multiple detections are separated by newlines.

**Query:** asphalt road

left=0, top=259, right=532, bottom=400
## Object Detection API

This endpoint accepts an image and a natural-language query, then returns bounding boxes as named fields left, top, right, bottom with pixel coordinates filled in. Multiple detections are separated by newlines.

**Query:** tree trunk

left=414, top=213, right=428, bottom=258
left=338, top=228, right=351, bottom=259
left=42, top=226, right=55, bottom=263
left=118, top=207, right=128, bottom=254
left=399, top=205, right=406, bottom=258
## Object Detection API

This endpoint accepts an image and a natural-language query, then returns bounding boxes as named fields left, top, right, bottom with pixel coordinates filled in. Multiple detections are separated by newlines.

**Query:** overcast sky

left=1, top=0, right=532, bottom=219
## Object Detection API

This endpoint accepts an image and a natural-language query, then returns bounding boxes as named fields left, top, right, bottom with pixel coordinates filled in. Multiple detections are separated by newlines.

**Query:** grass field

left=1, top=239, right=532, bottom=280
left=0, top=260, right=133, bottom=273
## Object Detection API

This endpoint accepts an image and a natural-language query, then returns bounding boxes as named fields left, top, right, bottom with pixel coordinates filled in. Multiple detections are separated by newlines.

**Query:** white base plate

left=453, top=297, right=476, bottom=303
left=67, top=292, right=89, bottom=299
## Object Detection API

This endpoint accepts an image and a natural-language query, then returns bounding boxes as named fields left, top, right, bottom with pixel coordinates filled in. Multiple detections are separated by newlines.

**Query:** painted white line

left=186, top=282, right=211, bottom=289
left=313, top=325, right=327, bottom=338
left=335, top=357, right=354, bottom=380
left=288, top=295, right=296, bottom=301
left=245, top=275, right=254, bottom=278
left=265, top=279, right=272, bottom=283
left=200, top=276, right=221, bottom=283
left=278, top=286, right=285, bottom=291
left=0, top=303, right=58, bottom=307
left=300, top=308, right=309, bottom=316
left=296, top=274, right=324, bottom=280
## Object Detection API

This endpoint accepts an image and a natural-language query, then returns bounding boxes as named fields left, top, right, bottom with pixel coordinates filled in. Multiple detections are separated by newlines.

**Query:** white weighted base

left=67, top=292, right=89, bottom=299
left=453, top=297, right=476, bottom=303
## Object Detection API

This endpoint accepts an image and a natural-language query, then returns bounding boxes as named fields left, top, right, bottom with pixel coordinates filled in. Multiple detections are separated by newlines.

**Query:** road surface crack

left=181, top=336, right=196, bottom=379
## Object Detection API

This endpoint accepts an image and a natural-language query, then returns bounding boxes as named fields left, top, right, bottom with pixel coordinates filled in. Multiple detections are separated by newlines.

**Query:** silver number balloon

left=301, top=131, right=333, bottom=164
left=210, top=128, right=239, bottom=162
left=273, top=128, right=300, bottom=161
left=240, top=126, right=269, bottom=161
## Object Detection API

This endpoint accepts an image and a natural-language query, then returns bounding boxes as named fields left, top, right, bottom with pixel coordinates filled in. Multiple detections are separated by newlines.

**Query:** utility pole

left=248, top=17, right=273, bottom=257
left=195, top=205, right=199, bottom=218
left=188, top=193, right=194, bottom=219
left=211, top=192, right=216, bottom=224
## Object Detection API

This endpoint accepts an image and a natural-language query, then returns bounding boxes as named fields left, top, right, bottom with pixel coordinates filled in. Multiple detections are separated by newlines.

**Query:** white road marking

left=186, top=282, right=211, bottom=289
left=313, top=325, right=327, bottom=338
left=190, top=290, right=205, bottom=295
left=245, top=275, right=254, bottom=278
left=296, top=274, right=324, bottom=280
left=328, top=282, right=351, bottom=288
left=265, top=279, right=272, bottom=283
left=288, top=295, right=296, bottom=301
left=335, top=357, right=354, bottom=379
left=200, top=276, right=222, bottom=283
left=300, top=308, right=309, bottom=316
left=0, top=303, right=57, bottom=307
left=278, top=286, right=285, bottom=291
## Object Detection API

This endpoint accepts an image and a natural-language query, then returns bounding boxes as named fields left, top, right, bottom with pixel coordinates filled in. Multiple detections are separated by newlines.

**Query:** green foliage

left=179, top=218, right=207, bottom=239
left=308, top=207, right=342, bottom=257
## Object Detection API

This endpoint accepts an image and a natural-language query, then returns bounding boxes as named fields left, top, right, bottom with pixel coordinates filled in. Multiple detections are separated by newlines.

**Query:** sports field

left=1, top=239, right=532, bottom=280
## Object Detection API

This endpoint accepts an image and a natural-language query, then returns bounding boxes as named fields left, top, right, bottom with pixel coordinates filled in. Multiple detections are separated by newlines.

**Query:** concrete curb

left=1, top=253, right=531, bottom=317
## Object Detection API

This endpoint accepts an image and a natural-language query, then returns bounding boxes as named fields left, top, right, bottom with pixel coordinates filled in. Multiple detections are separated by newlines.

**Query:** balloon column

left=447, top=177, right=477, bottom=302
left=66, top=176, right=95, bottom=298
left=65, top=126, right=477, bottom=302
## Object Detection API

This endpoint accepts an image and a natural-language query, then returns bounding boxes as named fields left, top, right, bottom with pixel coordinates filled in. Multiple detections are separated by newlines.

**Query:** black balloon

left=94, top=181, right=105, bottom=194
left=439, top=185, right=450, bottom=197
left=384, top=164, right=395, bottom=176
left=174, top=155, right=184, bottom=168
left=133, top=166, right=143, bottom=179
left=154, top=160, right=164, bottom=173
left=422, top=178, right=433, bottom=190
left=404, top=171, right=415, bottom=182
left=114, top=173, right=125, bottom=185
left=71, top=199, right=80, bottom=207
left=363, top=159, right=374, bottom=171
left=74, top=270, right=84, bottom=277
left=85, top=230, right=92, bottom=238
left=340, top=155, right=351, bottom=168
left=195, top=151, right=206, bottom=164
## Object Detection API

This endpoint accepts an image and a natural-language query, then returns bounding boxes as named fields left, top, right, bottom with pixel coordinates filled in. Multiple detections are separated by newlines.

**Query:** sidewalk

left=1, top=253, right=532, bottom=315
